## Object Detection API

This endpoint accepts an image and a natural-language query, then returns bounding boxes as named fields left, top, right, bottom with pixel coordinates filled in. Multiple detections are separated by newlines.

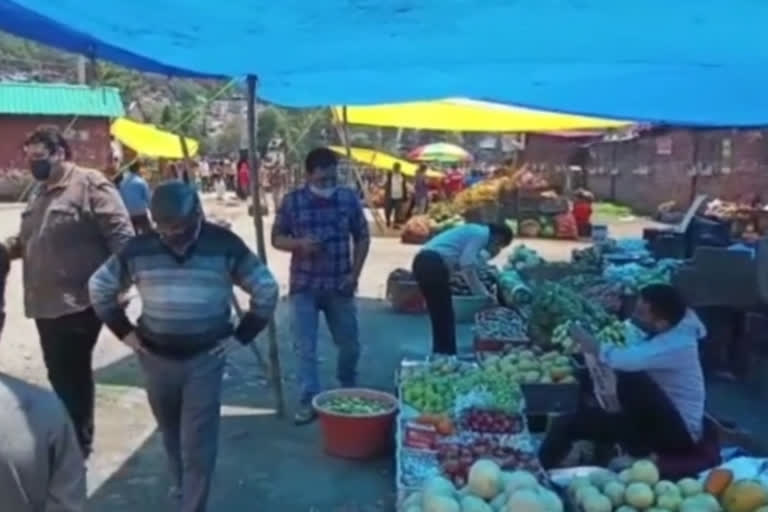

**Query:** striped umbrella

left=408, top=142, right=472, bottom=163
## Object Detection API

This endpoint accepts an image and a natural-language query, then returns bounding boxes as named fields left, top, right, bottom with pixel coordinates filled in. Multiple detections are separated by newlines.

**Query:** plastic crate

left=521, top=382, right=580, bottom=415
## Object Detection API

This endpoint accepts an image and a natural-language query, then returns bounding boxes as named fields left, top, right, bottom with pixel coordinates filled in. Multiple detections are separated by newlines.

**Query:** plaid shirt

left=274, top=186, right=369, bottom=294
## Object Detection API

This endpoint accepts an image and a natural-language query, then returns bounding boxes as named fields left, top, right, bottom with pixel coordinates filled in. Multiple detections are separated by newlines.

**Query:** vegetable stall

left=388, top=232, right=768, bottom=511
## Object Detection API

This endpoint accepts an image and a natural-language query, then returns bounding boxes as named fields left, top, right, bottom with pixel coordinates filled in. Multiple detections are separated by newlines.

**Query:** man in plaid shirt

left=272, top=148, right=370, bottom=424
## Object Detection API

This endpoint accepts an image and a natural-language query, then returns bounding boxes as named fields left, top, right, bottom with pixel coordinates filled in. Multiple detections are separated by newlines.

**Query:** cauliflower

left=468, top=460, right=502, bottom=500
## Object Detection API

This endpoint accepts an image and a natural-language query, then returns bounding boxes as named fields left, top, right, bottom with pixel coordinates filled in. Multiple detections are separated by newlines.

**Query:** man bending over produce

left=412, top=223, right=513, bottom=355
left=539, top=284, right=706, bottom=469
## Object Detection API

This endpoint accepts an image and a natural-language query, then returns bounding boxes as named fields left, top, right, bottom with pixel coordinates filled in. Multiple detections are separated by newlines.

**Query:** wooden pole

left=246, top=75, right=285, bottom=417
left=333, top=106, right=385, bottom=233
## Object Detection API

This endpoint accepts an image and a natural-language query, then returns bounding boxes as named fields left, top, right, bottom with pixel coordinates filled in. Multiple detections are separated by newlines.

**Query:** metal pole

left=246, top=75, right=285, bottom=417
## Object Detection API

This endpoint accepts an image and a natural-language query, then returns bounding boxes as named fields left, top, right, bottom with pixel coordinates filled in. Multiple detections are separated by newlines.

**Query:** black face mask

left=29, top=159, right=52, bottom=181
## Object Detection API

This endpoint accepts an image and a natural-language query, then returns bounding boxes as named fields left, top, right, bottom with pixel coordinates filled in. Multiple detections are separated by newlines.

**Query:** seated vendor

left=539, top=284, right=706, bottom=469
left=412, top=223, right=513, bottom=355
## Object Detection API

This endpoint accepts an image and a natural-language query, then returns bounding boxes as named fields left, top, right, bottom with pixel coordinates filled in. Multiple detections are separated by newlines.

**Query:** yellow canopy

left=333, top=98, right=631, bottom=132
left=328, top=146, right=442, bottom=178
left=110, top=117, right=199, bottom=159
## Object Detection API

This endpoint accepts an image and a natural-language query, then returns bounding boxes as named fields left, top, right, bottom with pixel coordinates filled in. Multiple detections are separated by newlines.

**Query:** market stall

left=391, top=226, right=768, bottom=511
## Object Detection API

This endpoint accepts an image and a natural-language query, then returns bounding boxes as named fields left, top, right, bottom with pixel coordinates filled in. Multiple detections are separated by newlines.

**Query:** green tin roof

left=0, top=82, right=124, bottom=117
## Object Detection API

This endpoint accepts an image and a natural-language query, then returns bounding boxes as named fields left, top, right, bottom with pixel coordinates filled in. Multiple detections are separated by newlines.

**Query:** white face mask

left=309, top=185, right=336, bottom=198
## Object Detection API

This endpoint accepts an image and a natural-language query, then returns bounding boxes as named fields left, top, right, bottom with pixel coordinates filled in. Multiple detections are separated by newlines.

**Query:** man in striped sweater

left=89, top=181, right=278, bottom=512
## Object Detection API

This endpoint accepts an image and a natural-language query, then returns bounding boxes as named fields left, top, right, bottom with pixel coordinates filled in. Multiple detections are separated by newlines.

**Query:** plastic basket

left=313, top=388, right=398, bottom=459
left=452, top=295, right=493, bottom=324
left=386, top=279, right=427, bottom=314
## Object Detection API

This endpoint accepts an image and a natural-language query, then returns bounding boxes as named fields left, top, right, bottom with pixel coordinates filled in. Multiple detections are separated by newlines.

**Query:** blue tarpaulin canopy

left=1, top=0, right=768, bottom=125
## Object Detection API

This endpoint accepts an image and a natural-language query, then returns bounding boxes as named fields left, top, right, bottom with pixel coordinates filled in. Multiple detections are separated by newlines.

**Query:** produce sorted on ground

left=602, top=259, right=681, bottom=293
left=580, top=281, right=625, bottom=315
left=322, top=395, right=392, bottom=415
left=563, top=459, right=763, bottom=512
left=475, top=307, right=528, bottom=341
left=402, top=462, right=561, bottom=512
left=451, top=265, right=499, bottom=296
left=479, top=348, right=576, bottom=384
left=528, top=281, right=614, bottom=344
left=507, top=245, right=544, bottom=271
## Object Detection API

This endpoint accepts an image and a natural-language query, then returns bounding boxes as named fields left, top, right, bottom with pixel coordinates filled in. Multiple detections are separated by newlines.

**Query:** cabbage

left=616, top=506, right=638, bottom=512
left=468, top=460, right=502, bottom=500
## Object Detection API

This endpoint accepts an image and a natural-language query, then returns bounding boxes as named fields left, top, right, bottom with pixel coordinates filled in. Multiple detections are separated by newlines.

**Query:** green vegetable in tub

left=324, top=396, right=390, bottom=414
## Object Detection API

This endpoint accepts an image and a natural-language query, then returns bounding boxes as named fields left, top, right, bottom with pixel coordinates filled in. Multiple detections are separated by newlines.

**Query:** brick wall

left=0, top=115, right=112, bottom=172
left=523, top=130, right=768, bottom=215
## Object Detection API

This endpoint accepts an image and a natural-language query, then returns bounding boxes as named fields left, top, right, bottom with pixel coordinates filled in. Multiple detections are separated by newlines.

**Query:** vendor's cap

left=150, top=180, right=200, bottom=225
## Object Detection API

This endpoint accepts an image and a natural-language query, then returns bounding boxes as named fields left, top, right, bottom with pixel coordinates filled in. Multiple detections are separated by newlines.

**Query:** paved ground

left=0, top=197, right=764, bottom=511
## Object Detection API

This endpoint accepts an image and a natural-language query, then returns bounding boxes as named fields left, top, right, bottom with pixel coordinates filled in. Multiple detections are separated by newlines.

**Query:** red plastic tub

left=312, top=388, right=398, bottom=459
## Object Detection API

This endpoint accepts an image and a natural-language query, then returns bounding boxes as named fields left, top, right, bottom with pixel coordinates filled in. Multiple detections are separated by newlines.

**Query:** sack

left=555, top=212, right=579, bottom=239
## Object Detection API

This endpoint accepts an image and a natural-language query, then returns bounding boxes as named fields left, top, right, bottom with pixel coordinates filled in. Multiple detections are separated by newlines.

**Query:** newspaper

left=583, top=353, right=621, bottom=413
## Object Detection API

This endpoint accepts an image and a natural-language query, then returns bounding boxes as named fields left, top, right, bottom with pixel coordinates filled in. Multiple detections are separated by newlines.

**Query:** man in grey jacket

left=0, top=245, right=87, bottom=512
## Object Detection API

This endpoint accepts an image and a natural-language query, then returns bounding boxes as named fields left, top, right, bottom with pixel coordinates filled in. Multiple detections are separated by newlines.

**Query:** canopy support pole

left=332, top=107, right=385, bottom=234
left=247, top=75, right=285, bottom=418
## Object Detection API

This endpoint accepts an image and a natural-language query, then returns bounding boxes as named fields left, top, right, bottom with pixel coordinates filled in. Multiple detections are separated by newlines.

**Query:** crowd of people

left=0, top=128, right=712, bottom=511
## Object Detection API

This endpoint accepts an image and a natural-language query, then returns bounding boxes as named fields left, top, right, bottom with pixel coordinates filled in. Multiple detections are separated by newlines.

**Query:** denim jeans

left=291, top=291, right=360, bottom=405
